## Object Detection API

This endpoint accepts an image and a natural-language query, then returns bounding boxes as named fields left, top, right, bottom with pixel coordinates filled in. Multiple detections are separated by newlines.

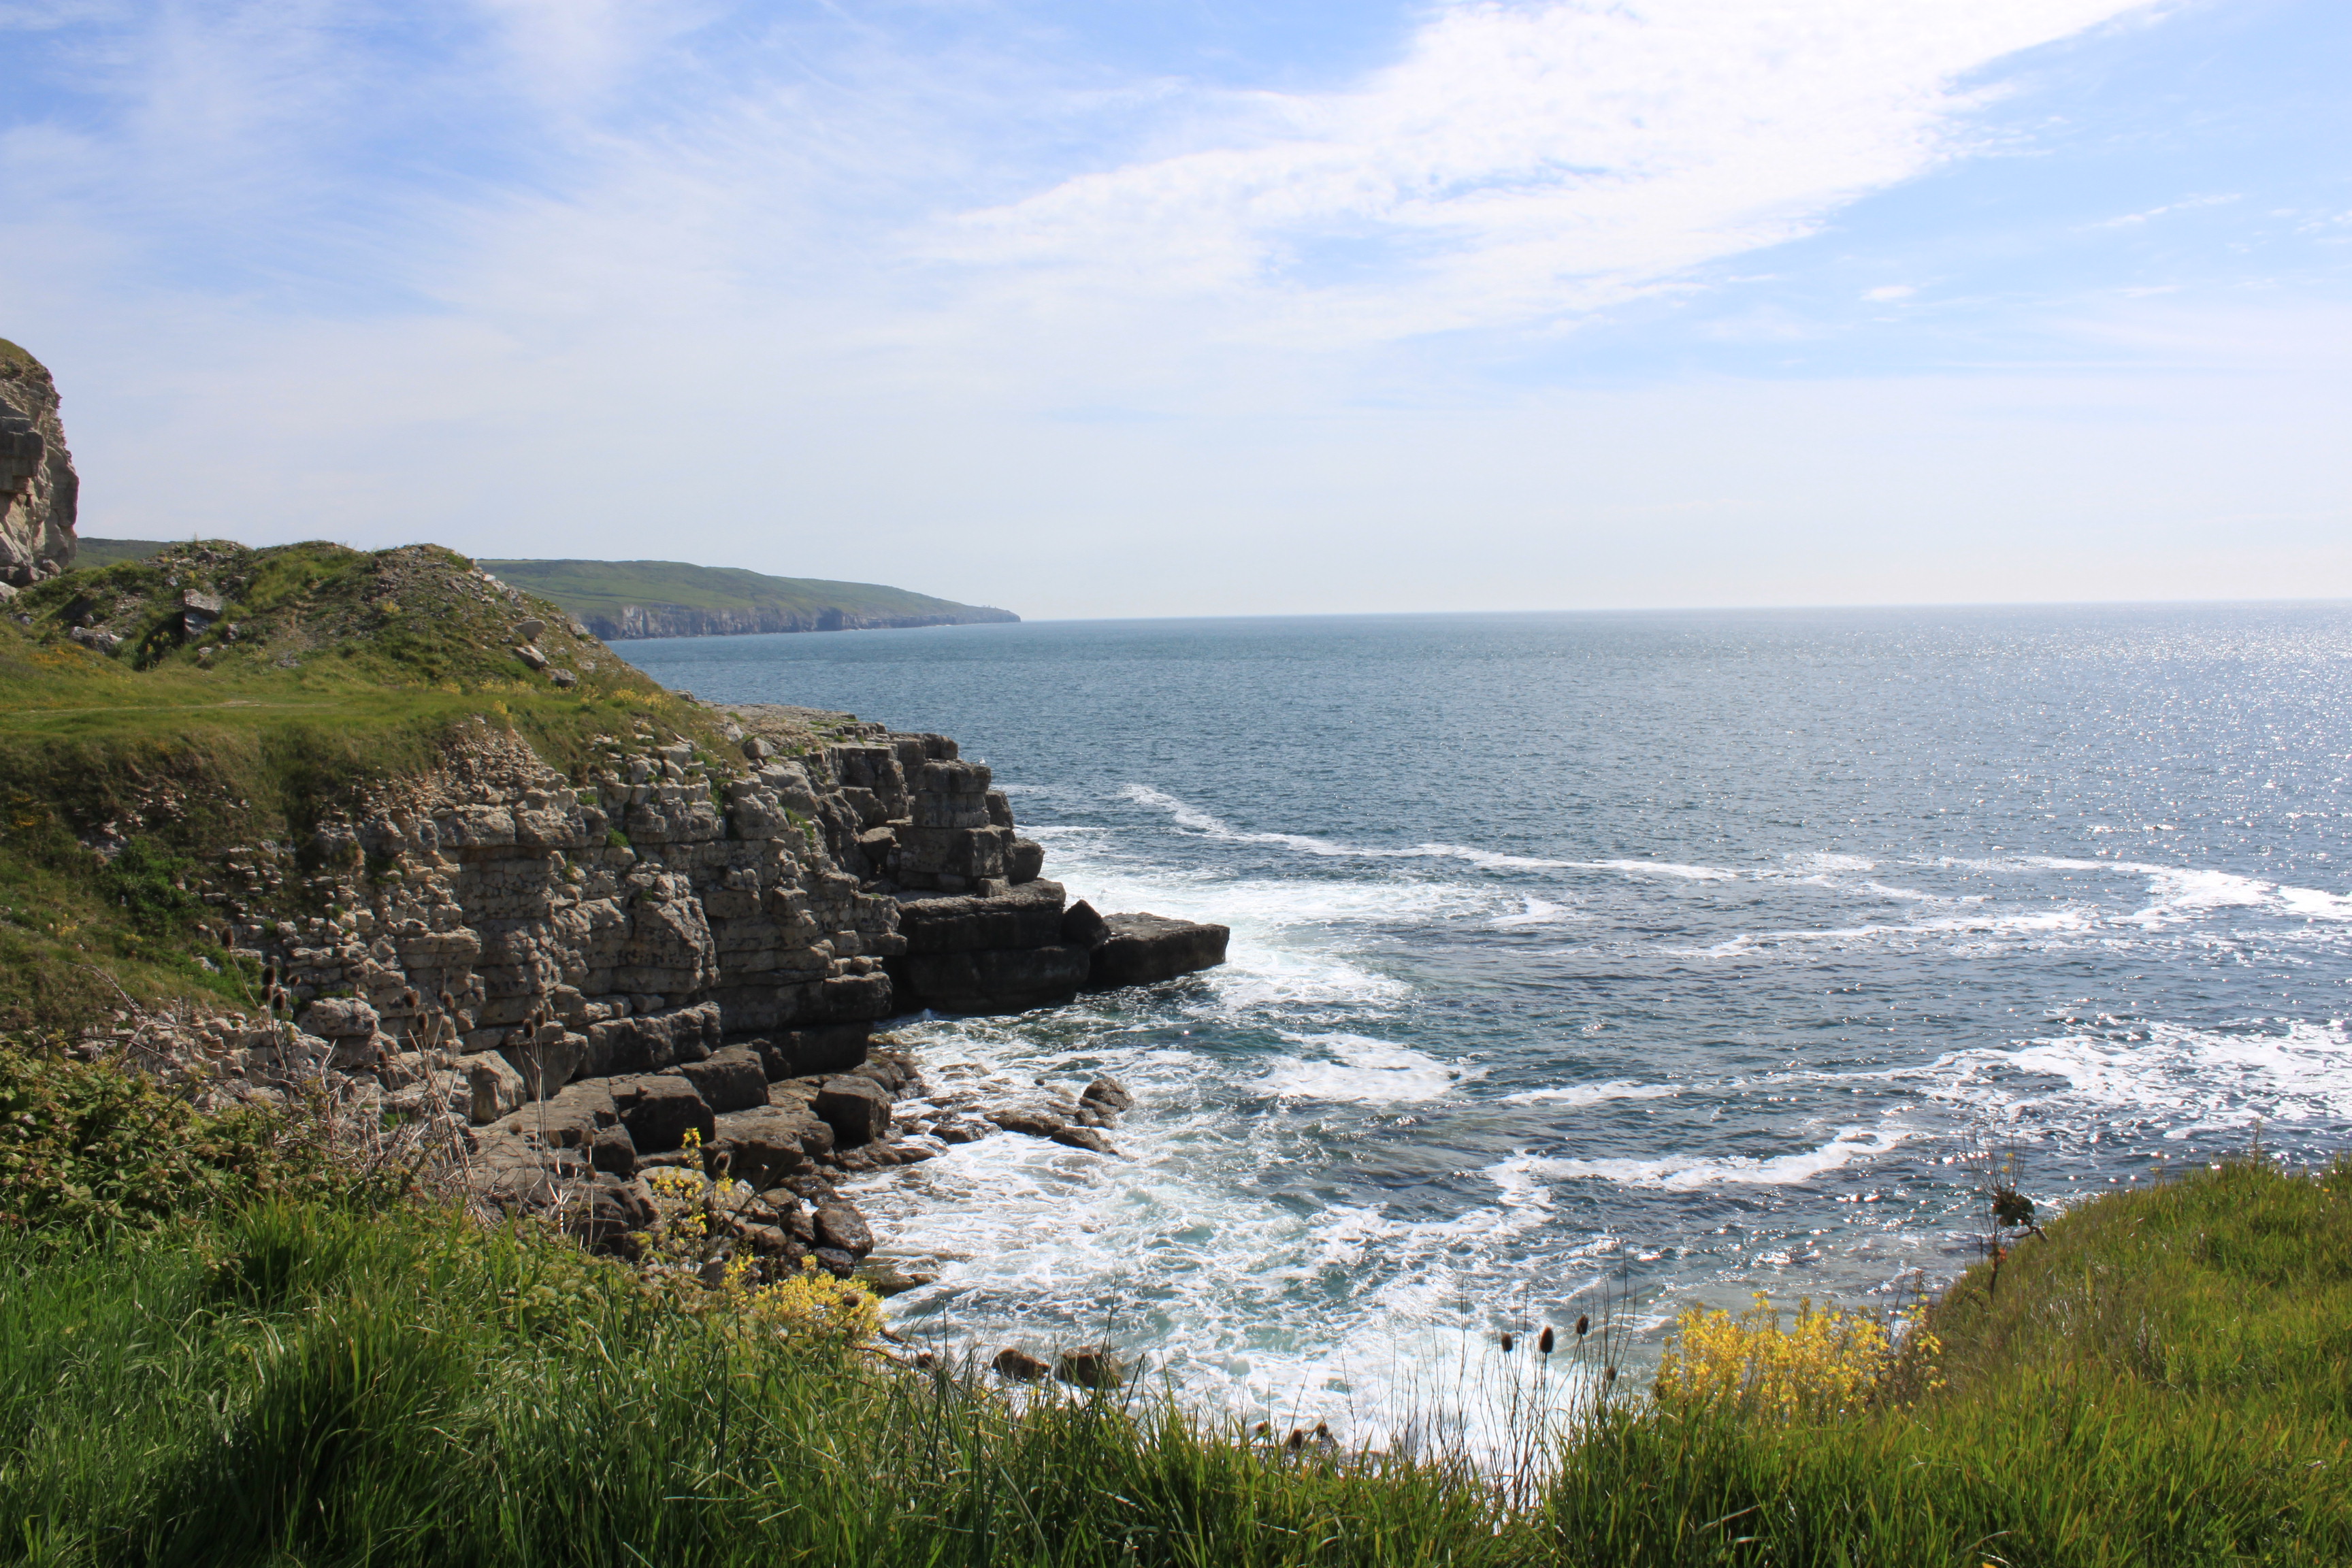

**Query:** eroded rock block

left=664, top=1044, right=768, bottom=1113
left=742, top=1025, right=870, bottom=1081
left=610, top=1075, right=715, bottom=1154
left=813, top=1075, right=892, bottom=1147
left=468, top=1053, right=527, bottom=1124
left=887, top=943, right=1090, bottom=1015
left=814, top=1198, right=874, bottom=1258
left=1081, top=913, right=1230, bottom=990
left=297, top=996, right=379, bottom=1039
left=708, top=1105, right=826, bottom=1184
left=896, top=880, right=1066, bottom=955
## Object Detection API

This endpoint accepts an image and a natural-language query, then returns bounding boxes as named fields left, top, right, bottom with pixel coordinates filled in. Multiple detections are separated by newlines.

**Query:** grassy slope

left=0, top=539, right=734, bottom=1031
left=480, top=557, right=1015, bottom=623
left=0, top=1092, right=2345, bottom=1567
left=68, top=538, right=171, bottom=568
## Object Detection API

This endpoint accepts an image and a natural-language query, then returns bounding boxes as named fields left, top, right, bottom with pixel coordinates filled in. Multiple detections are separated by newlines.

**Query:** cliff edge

left=482, top=557, right=1020, bottom=641
left=0, top=340, right=78, bottom=590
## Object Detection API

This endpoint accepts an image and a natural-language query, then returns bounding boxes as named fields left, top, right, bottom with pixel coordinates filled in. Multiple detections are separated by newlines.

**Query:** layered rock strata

left=167, top=700, right=1222, bottom=1263
left=0, top=342, right=77, bottom=591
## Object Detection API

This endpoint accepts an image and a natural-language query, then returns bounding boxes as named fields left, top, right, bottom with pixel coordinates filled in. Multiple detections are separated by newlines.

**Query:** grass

left=1, top=1036, right=2346, bottom=1568
left=478, top=557, right=1016, bottom=625
left=0, top=539, right=736, bottom=1032
left=61, top=539, right=170, bottom=570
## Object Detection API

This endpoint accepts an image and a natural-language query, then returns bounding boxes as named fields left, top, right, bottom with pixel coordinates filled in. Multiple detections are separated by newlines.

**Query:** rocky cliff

left=0, top=341, right=77, bottom=591
left=5, top=523, right=1219, bottom=1273
left=589, top=603, right=1015, bottom=640
left=161, top=696, right=1225, bottom=1269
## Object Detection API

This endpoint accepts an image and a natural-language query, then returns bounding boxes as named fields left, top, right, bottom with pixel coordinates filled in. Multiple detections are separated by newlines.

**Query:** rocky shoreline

left=101, top=683, right=1226, bottom=1279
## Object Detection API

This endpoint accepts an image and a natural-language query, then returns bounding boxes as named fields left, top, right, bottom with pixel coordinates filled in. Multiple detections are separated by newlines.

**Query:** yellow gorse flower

left=1655, top=1293, right=1940, bottom=1422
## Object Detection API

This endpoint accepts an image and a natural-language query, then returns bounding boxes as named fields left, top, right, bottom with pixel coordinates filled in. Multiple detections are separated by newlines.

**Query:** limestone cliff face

left=0, top=342, right=78, bottom=590
left=587, top=603, right=1019, bottom=640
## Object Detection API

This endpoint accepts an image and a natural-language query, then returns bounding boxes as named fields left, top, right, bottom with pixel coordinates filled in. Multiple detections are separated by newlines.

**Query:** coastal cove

left=624, top=604, right=2352, bottom=1443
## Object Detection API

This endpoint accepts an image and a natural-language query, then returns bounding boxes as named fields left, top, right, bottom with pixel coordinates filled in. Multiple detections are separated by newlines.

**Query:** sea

left=619, top=603, right=2352, bottom=1450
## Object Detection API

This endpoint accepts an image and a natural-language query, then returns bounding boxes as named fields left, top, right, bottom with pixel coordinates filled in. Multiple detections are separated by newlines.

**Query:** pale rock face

left=0, top=343, right=77, bottom=588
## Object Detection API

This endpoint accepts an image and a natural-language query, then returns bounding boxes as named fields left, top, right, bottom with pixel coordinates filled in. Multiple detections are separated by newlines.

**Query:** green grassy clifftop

left=0, top=538, right=730, bottom=1032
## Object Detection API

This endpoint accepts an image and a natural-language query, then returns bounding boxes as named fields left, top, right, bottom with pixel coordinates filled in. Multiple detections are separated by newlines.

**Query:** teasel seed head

left=1575, top=1313, right=1590, bottom=1338
left=1499, top=1332, right=1514, bottom=1353
left=1286, top=1428, right=1305, bottom=1452
left=1538, top=1326, right=1555, bottom=1355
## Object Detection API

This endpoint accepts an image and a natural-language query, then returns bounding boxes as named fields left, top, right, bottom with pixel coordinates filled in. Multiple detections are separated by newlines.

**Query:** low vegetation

left=1, top=1032, right=2344, bottom=1565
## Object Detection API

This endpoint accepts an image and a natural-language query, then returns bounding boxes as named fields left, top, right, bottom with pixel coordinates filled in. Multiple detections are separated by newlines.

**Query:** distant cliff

left=0, top=340, right=78, bottom=590
left=480, top=558, right=1019, bottom=641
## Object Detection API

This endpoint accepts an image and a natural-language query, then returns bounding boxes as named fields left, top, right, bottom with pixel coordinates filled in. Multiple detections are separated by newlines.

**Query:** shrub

left=1652, top=1292, right=1936, bottom=1422
left=0, top=1041, right=349, bottom=1234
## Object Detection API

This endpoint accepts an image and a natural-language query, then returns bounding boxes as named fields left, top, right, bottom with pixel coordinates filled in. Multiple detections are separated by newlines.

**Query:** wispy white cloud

left=936, top=1, right=2155, bottom=343
left=2087, top=191, right=2242, bottom=229
left=4, top=0, right=2345, bottom=619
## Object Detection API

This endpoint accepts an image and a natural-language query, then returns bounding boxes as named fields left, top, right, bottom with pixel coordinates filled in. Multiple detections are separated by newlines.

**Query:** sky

left=1, top=0, right=2347, bottom=620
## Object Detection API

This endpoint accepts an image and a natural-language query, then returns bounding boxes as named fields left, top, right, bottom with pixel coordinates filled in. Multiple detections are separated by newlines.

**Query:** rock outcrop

left=0, top=340, right=77, bottom=591
left=586, top=603, right=1018, bottom=640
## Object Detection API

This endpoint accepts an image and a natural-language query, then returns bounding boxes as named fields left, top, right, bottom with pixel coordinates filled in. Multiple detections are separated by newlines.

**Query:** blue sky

left=2, top=0, right=2346, bottom=617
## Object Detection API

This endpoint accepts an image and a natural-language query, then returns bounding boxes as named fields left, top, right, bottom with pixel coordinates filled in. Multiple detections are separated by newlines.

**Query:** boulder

left=887, top=943, right=1091, bottom=1015
left=1060, top=899, right=1109, bottom=948
left=812, top=1247, right=856, bottom=1279
left=742, top=1025, right=870, bottom=1081
left=708, top=1105, right=828, bottom=1185
left=855, top=1259, right=940, bottom=1298
left=500, top=1031, right=582, bottom=1099
left=813, top=1198, right=875, bottom=1258
left=592, top=1124, right=639, bottom=1177
left=568, top=1175, right=655, bottom=1252
left=493, top=1079, right=619, bottom=1149
left=1081, top=914, right=1230, bottom=990
left=1058, top=1346, right=1128, bottom=1389
left=297, top=996, right=379, bottom=1039
left=895, top=880, right=1066, bottom=955
left=1081, top=1077, right=1134, bottom=1115
left=468, top=1052, right=527, bottom=1124
left=994, top=1347, right=1052, bottom=1382
left=813, top=1075, right=892, bottom=1147
left=1007, top=838, right=1046, bottom=884
left=609, top=1075, right=715, bottom=1154
left=987, top=1108, right=1117, bottom=1156
left=578, top=1002, right=721, bottom=1077
left=664, top=1044, right=768, bottom=1113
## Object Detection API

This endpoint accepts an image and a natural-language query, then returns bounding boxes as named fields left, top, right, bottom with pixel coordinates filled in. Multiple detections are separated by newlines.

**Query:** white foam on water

left=1586, top=858, right=1743, bottom=882
left=1491, top=897, right=1588, bottom=928
left=1933, top=855, right=2352, bottom=926
left=1908, top=1019, right=2352, bottom=1134
left=858, top=1021, right=1616, bottom=1458
left=1670, top=904, right=2104, bottom=956
left=1490, top=1127, right=1911, bottom=1198
left=1259, top=1032, right=1473, bottom=1103
left=1499, top=1079, right=1682, bottom=1109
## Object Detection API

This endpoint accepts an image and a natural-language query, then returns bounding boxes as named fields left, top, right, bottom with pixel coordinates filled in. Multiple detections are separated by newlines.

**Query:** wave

left=1260, top=1032, right=1471, bottom=1103
left=1921, top=1019, right=2352, bottom=1134
left=1490, top=1128, right=1911, bottom=1198
left=1498, top=1079, right=1682, bottom=1108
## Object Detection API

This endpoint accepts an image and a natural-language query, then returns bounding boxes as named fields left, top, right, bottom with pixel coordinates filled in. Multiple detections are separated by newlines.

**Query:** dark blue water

left=624, top=604, right=2352, bottom=1441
